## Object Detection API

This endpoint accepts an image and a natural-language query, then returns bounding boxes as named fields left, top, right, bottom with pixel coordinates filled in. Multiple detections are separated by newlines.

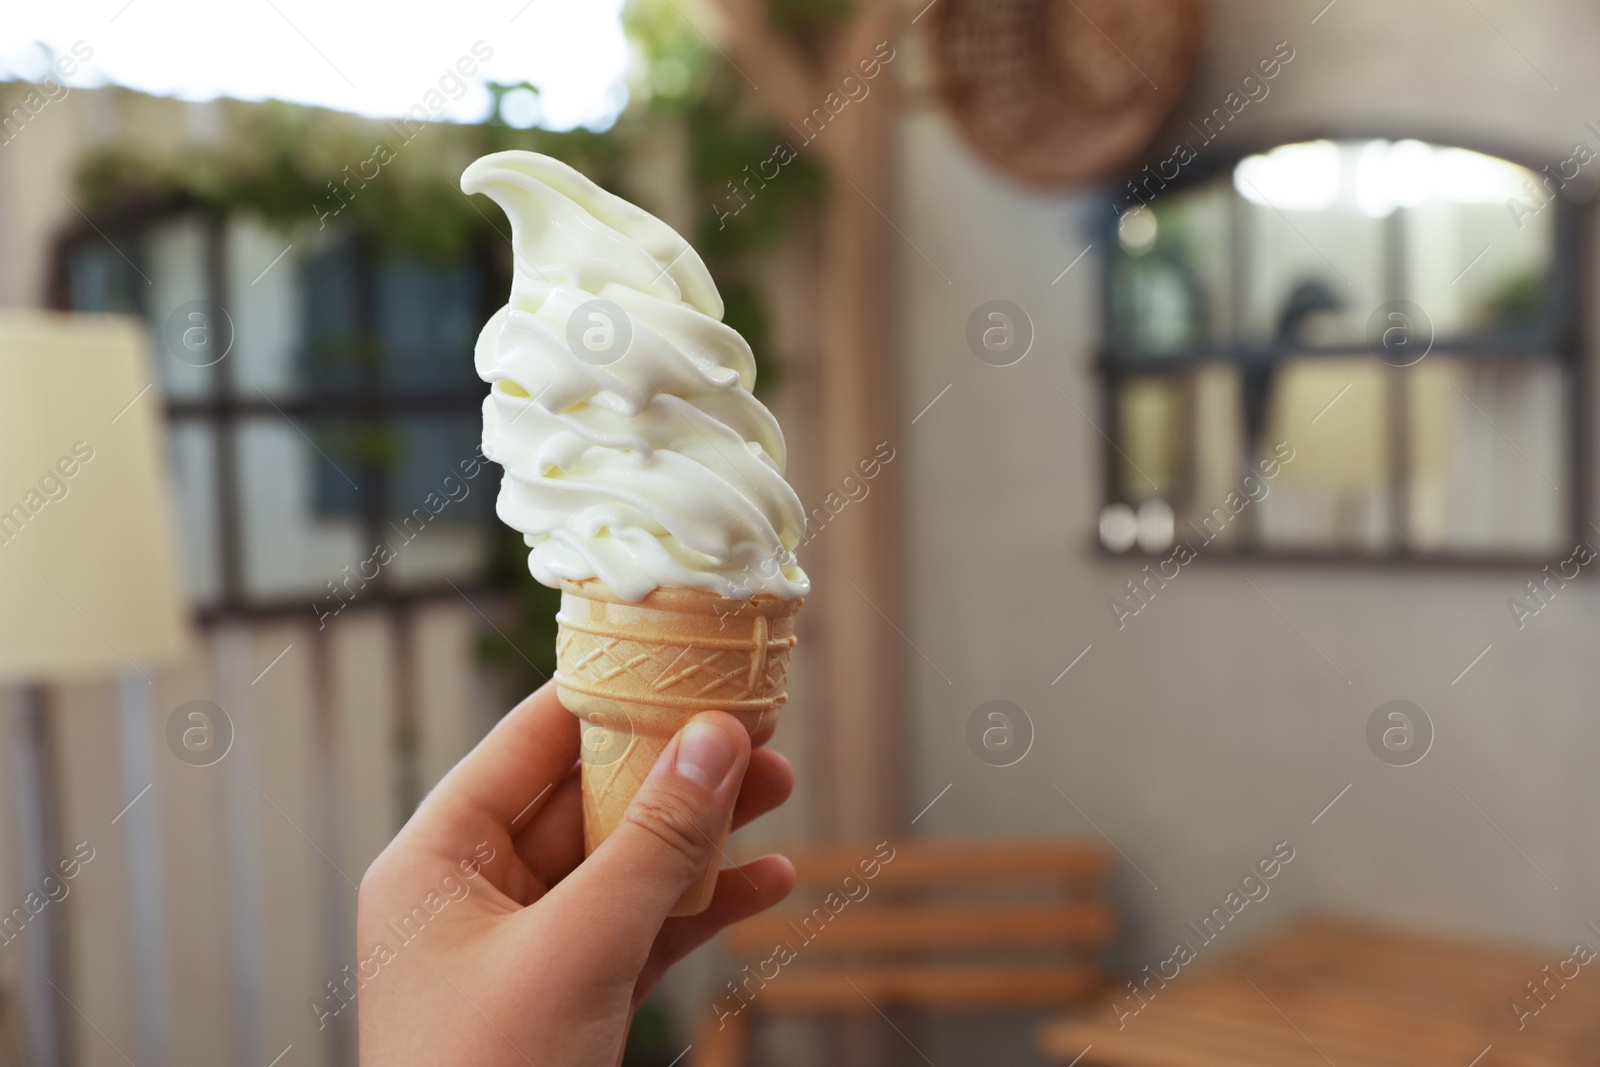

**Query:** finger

left=420, top=681, right=576, bottom=833
left=363, top=684, right=575, bottom=905
left=514, top=772, right=585, bottom=889
left=633, top=855, right=795, bottom=1005
left=515, top=745, right=794, bottom=892
left=731, top=748, right=793, bottom=832
left=526, top=711, right=750, bottom=981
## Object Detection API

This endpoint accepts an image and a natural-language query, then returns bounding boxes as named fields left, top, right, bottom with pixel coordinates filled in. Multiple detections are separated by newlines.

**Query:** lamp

left=0, top=310, right=188, bottom=679
left=0, top=309, right=189, bottom=1067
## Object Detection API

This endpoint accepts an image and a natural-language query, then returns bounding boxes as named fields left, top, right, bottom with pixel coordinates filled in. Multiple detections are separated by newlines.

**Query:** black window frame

left=49, top=203, right=503, bottom=621
left=1095, top=133, right=1590, bottom=569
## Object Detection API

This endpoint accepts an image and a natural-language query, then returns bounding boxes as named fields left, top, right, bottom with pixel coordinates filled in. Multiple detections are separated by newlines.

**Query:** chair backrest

left=719, top=840, right=1115, bottom=1013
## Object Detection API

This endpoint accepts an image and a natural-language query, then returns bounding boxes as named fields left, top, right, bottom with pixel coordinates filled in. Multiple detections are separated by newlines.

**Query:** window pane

left=1114, top=376, right=1191, bottom=500
left=237, top=417, right=365, bottom=601
left=1183, top=364, right=1246, bottom=545
left=146, top=216, right=216, bottom=399
left=1240, top=204, right=1385, bottom=347
left=284, top=413, right=491, bottom=590
left=299, top=240, right=487, bottom=397
left=302, top=238, right=366, bottom=394
left=305, top=418, right=381, bottom=519
left=227, top=217, right=303, bottom=397
left=166, top=421, right=223, bottom=606
left=384, top=413, right=492, bottom=588
left=1110, top=184, right=1232, bottom=356
left=1406, top=199, right=1555, bottom=341
left=1108, top=366, right=1247, bottom=549
left=1408, top=356, right=1567, bottom=553
left=66, top=240, right=145, bottom=318
left=375, top=257, right=485, bottom=392
left=67, top=218, right=222, bottom=397
left=1258, top=358, right=1392, bottom=551
left=385, top=414, right=487, bottom=520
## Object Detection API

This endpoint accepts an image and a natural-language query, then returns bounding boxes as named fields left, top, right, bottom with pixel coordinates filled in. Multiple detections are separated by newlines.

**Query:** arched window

left=1097, top=138, right=1582, bottom=562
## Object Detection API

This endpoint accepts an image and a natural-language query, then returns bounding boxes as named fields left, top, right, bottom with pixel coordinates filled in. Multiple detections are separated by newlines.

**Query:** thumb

left=534, top=711, right=749, bottom=971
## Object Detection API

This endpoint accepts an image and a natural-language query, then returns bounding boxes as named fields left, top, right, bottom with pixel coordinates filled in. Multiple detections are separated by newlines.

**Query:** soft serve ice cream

left=462, top=151, right=809, bottom=602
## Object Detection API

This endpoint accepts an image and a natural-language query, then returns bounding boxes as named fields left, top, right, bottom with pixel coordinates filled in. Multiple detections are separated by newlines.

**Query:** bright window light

left=1355, top=139, right=1527, bottom=217
left=1234, top=140, right=1342, bottom=211
left=1384, top=139, right=1435, bottom=210
left=1433, top=146, right=1528, bottom=202
left=0, top=0, right=630, bottom=131
left=1354, top=139, right=1394, bottom=217
left=1354, top=138, right=1436, bottom=218
left=1238, top=139, right=1532, bottom=217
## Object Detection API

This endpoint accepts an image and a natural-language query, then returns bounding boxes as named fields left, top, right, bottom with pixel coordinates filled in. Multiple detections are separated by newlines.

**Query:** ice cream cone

left=554, top=578, right=802, bottom=915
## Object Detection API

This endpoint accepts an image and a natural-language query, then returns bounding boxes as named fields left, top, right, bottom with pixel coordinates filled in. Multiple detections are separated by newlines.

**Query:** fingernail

left=675, top=719, right=736, bottom=790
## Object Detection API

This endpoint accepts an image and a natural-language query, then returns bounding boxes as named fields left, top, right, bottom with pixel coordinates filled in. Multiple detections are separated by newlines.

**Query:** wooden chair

left=692, top=840, right=1115, bottom=1067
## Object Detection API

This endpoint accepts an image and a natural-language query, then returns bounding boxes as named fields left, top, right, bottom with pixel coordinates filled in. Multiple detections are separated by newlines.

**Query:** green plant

left=74, top=95, right=624, bottom=262
left=1477, top=268, right=1547, bottom=332
left=622, top=997, right=682, bottom=1066
left=477, top=523, right=561, bottom=700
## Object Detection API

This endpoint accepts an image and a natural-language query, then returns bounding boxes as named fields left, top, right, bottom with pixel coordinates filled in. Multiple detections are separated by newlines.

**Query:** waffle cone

left=554, top=578, right=802, bottom=915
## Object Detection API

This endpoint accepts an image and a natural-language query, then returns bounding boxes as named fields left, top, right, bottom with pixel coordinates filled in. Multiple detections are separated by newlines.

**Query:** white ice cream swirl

left=462, top=151, right=809, bottom=602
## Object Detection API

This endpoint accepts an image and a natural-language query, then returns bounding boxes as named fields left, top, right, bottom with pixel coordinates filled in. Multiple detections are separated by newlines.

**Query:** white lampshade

left=0, top=310, right=189, bottom=682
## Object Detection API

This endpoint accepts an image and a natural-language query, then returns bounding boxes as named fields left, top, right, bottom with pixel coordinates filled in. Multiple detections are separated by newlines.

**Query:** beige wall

left=897, top=0, right=1600, bottom=965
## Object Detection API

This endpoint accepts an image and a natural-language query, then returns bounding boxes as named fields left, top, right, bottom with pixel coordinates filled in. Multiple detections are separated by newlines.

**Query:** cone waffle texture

left=554, top=578, right=802, bottom=915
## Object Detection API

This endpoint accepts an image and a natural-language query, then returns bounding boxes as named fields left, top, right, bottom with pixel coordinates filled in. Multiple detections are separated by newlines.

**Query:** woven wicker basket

left=928, top=0, right=1202, bottom=188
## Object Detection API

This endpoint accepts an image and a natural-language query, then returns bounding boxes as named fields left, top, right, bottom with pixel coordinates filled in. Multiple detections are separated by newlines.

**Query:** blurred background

left=2, top=0, right=1599, bottom=1064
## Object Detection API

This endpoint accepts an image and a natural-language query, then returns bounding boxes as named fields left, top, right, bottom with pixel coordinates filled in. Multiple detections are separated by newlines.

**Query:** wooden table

left=1039, top=918, right=1600, bottom=1066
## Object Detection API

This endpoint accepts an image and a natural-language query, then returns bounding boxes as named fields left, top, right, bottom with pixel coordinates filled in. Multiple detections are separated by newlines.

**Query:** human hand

left=355, top=681, right=796, bottom=1066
